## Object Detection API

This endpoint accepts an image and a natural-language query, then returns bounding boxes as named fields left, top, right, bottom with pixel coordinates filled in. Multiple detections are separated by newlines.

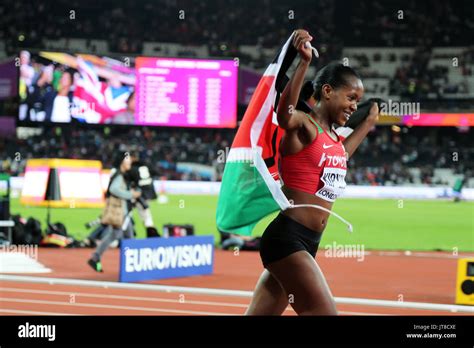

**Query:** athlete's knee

left=245, top=270, right=287, bottom=315
left=287, top=285, right=338, bottom=315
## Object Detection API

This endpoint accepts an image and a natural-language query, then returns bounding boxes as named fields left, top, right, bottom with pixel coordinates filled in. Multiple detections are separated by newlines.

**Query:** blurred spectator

left=2, top=0, right=472, bottom=55
left=1, top=0, right=473, bottom=186
left=0, top=125, right=472, bottom=187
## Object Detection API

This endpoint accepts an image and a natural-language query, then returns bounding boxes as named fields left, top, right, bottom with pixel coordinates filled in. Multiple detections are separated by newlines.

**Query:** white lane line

left=2, top=288, right=428, bottom=316
left=0, top=287, right=249, bottom=308
left=2, top=287, right=450, bottom=316
left=1, top=275, right=472, bottom=313
left=0, top=303, right=396, bottom=317
left=0, top=298, right=238, bottom=316
left=0, top=286, right=293, bottom=312
left=336, top=296, right=474, bottom=313
left=0, top=298, right=395, bottom=317
left=366, top=251, right=474, bottom=259
left=0, top=274, right=253, bottom=298
left=0, top=308, right=81, bottom=316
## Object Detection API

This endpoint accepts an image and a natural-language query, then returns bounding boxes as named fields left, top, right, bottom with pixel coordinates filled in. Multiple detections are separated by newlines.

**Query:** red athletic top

left=279, top=114, right=347, bottom=202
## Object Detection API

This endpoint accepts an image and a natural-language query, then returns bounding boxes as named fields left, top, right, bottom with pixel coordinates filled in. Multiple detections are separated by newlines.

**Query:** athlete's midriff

left=281, top=185, right=334, bottom=233
left=280, top=120, right=347, bottom=233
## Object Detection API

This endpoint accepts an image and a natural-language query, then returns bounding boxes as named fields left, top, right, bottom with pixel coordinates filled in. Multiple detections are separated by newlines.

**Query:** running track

left=1, top=249, right=473, bottom=316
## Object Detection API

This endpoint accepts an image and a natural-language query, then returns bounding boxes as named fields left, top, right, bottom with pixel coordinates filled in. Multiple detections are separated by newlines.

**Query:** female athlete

left=245, top=29, right=380, bottom=315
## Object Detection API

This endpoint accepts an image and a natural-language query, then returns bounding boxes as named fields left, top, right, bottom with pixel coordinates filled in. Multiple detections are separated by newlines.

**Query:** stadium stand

left=0, top=0, right=472, bottom=187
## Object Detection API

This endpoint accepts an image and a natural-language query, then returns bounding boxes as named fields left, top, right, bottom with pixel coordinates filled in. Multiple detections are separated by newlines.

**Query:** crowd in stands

left=388, top=46, right=474, bottom=108
left=0, top=126, right=234, bottom=181
left=2, top=0, right=473, bottom=110
left=347, top=0, right=473, bottom=47
left=2, top=0, right=473, bottom=53
left=0, top=125, right=471, bottom=186
left=0, top=0, right=472, bottom=186
left=345, top=126, right=472, bottom=186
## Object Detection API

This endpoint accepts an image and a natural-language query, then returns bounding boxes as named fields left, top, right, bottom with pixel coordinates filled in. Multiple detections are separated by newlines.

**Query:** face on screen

left=18, top=51, right=135, bottom=125
left=18, top=52, right=237, bottom=128
left=60, top=72, right=72, bottom=90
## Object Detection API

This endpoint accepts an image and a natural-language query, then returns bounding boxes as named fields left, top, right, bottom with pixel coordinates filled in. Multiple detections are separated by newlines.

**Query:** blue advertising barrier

left=119, top=235, right=214, bottom=282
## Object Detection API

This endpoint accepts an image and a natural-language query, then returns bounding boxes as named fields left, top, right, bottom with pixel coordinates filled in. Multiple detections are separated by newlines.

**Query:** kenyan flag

left=216, top=34, right=298, bottom=236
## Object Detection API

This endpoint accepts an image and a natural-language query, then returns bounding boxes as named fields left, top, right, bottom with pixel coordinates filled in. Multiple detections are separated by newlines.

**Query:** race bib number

left=315, top=167, right=346, bottom=202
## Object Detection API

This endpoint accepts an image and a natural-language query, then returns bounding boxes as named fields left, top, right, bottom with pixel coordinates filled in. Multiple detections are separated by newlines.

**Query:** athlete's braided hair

left=312, top=62, right=360, bottom=100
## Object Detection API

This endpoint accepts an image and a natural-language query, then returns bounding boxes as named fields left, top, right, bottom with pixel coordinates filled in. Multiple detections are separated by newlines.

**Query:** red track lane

left=1, top=248, right=473, bottom=316
left=0, top=281, right=468, bottom=316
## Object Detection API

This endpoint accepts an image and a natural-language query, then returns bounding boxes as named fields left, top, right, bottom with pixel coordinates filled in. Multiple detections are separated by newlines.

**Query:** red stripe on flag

left=232, top=75, right=275, bottom=148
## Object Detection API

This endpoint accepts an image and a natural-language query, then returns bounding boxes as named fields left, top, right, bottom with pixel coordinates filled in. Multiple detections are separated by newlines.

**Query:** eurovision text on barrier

left=119, top=235, right=214, bottom=282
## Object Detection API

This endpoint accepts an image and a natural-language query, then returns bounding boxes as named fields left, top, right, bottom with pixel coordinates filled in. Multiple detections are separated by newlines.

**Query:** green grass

left=11, top=196, right=474, bottom=252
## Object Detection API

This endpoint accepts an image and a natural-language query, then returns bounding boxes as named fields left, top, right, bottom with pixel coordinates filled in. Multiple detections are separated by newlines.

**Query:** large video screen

left=18, top=51, right=237, bottom=128
left=136, top=57, right=237, bottom=127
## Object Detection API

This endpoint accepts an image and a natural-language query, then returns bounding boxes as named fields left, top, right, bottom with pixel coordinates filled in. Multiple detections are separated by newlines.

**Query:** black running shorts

left=259, top=212, right=322, bottom=267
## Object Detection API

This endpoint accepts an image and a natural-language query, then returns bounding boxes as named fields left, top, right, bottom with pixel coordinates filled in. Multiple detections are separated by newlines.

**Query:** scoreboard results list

left=136, top=57, right=237, bottom=128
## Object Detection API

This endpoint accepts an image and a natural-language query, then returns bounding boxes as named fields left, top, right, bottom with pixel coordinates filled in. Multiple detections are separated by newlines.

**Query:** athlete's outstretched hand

left=293, top=29, right=313, bottom=63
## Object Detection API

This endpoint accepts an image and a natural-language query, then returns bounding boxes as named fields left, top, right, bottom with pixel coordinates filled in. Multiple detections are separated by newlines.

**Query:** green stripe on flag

left=216, top=161, right=279, bottom=236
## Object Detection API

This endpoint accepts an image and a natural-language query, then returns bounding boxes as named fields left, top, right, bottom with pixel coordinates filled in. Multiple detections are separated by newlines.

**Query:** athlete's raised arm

left=277, top=30, right=313, bottom=130
left=343, top=102, right=379, bottom=158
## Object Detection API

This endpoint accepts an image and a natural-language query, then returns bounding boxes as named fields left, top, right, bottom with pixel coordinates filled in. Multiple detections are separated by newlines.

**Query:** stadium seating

left=0, top=0, right=472, bottom=187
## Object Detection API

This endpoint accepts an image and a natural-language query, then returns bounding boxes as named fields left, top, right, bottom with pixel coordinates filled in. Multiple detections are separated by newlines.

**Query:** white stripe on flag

left=249, top=34, right=295, bottom=212
left=227, top=147, right=260, bottom=163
